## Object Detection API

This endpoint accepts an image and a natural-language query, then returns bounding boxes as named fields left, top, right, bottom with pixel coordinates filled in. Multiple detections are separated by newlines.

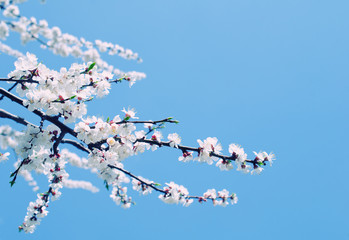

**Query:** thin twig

left=0, top=82, right=18, bottom=101
left=61, top=139, right=90, bottom=154
left=114, top=118, right=178, bottom=125
left=107, top=164, right=234, bottom=202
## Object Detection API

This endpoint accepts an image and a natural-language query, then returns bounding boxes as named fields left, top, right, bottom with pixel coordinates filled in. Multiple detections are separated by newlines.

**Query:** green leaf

left=87, top=62, right=96, bottom=71
left=69, top=95, right=76, bottom=100
left=106, top=117, right=110, bottom=123
left=104, top=180, right=109, bottom=190
left=9, top=180, right=15, bottom=187
left=174, top=120, right=180, bottom=124
left=10, top=172, right=16, bottom=177
left=153, top=183, right=161, bottom=187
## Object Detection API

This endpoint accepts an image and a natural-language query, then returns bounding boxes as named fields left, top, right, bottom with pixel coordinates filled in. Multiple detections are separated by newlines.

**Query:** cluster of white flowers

left=7, top=53, right=144, bottom=123
left=196, top=137, right=222, bottom=165
left=0, top=126, right=39, bottom=191
left=19, top=194, right=48, bottom=234
left=173, top=138, right=275, bottom=175
left=178, top=150, right=194, bottom=162
left=110, top=185, right=133, bottom=209
left=75, top=116, right=122, bottom=144
left=215, top=143, right=247, bottom=172
left=3, top=4, right=19, bottom=18
left=132, top=176, right=154, bottom=195
left=19, top=155, right=68, bottom=233
left=250, top=151, right=275, bottom=175
left=14, top=124, right=59, bottom=172
left=94, top=155, right=130, bottom=187
left=168, top=133, right=181, bottom=148
left=158, top=182, right=193, bottom=207
left=0, top=1, right=146, bottom=81
left=203, top=189, right=238, bottom=207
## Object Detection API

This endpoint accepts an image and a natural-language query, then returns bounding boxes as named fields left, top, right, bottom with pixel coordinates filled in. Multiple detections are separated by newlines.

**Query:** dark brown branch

left=107, top=164, right=166, bottom=194
left=88, top=117, right=178, bottom=131
left=52, top=132, right=66, bottom=155
left=0, top=78, right=39, bottom=83
left=61, top=139, right=90, bottom=154
left=114, top=118, right=178, bottom=125
left=0, top=108, right=35, bottom=127
left=9, top=158, right=30, bottom=187
left=0, top=108, right=91, bottom=155
left=0, top=87, right=77, bottom=137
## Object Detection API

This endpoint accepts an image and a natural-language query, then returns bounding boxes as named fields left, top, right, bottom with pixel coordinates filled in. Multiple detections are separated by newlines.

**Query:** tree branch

left=0, top=78, right=39, bottom=83
left=0, top=87, right=77, bottom=137
left=138, top=138, right=257, bottom=164
left=107, top=164, right=166, bottom=194
left=107, top=164, right=235, bottom=202
left=0, top=108, right=35, bottom=127
left=0, top=108, right=91, bottom=156
left=90, top=136, right=261, bottom=166
left=52, top=132, right=66, bottom=155
left=114, top=118, right=178, bottom=125
left=61, top=139, right=90, bottom=154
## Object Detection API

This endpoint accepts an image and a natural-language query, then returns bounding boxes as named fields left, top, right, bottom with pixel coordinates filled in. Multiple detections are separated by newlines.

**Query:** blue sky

left=0, top=0, right=348, bottom=239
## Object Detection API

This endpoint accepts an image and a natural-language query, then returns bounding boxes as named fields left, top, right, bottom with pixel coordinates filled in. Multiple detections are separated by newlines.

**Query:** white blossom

left=196, top=137, right=222, bottom=165
left=251, top=166, right=264, bottom=175
left=3, top=5, right=20, bottom=18
left=0, top=152, right=10, bottom=162
left=168, top=133, right=181, bottom=148
left=178, top=151, right=193, bottom=162
left=122, top=107, right=138, bottom=119
left=158, top=182, right=190, bottom=206
left=132, top=177, right=153, bottom=195
left=110, top=185, right=132, bottom=209
left=107, top=137, right=116, bottom=146
left=229, top=143, right=247, bottom=163
left=216, top=159, right=234, bottom=171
